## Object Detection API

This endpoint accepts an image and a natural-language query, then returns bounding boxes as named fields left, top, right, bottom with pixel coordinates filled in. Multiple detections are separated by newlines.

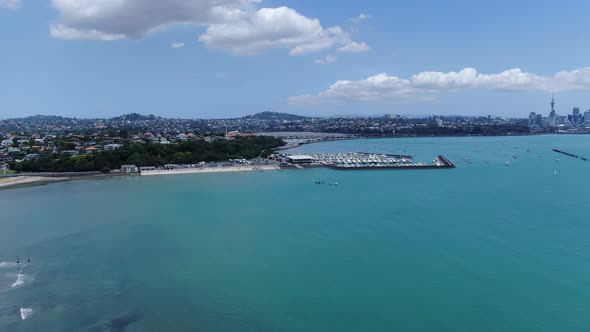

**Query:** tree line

left=9, top=136, right=284, bottom=173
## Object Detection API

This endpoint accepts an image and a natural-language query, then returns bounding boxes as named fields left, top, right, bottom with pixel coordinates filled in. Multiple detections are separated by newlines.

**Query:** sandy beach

left=140, top=164, right=280, bottom=176
left=0, top=176, right=69, bottom=189
left=0, top=165, right=280, bottom=190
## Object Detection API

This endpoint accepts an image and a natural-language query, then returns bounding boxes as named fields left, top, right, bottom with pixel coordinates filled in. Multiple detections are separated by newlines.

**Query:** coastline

left=1, top=133, right=578, bottom=191
left=0, top=176, right=70, bottom=190
left=140, top=164, right=280, bottom=176
left=0, top=173, right=133, bottom=191
left=0, top=165, right=281, bottom=191
left=270, top=132, right=557, bottom=152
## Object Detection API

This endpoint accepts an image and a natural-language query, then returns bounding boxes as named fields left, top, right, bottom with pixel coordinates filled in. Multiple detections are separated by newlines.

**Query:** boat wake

left=11, top=271, right=33, bottom=288
left=20, top=307, right=33, bottom=320
left=0, top=261, right=19, bottom=269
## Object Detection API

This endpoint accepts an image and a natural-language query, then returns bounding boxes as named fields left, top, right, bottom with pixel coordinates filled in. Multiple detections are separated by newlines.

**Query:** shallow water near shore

left=1, top=135, right=589, bottom=331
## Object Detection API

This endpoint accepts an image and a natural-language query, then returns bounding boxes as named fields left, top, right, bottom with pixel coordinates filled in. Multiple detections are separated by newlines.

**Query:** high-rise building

left=528, top=112, right=537, bottom=125
left=573, top=107, right=581, bottom=123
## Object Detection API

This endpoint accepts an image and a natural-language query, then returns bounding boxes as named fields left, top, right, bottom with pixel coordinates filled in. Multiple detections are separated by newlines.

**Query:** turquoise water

left=1, top=135, right=589, bottom=331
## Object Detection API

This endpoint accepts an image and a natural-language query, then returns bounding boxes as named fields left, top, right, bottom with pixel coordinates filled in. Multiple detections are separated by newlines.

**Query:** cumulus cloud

left=314, top=55, right=336, bottom=65
left=49, top=0, right=369, bottom=56
left=349, top=13, right=370, bottom=24
left=0, top=0, right=21, bottom=9
left=199, top=7, right=355, bottom=55
left=171, top=42, right=185, bottom=48
left=338, top=41, right=371, bottom=52
left=49, top=0, right=251, bottom=39
left=289, top=67, right=590, bottom=105
left=50, top=24, right=125, bottom=41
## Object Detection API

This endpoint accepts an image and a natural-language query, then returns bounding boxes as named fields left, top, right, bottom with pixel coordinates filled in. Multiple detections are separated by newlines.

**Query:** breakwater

left=553, top=149, right=589, bottom=161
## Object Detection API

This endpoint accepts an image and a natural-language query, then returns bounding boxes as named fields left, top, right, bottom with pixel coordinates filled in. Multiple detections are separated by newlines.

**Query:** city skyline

left=1, top=1, right=590, bottom=119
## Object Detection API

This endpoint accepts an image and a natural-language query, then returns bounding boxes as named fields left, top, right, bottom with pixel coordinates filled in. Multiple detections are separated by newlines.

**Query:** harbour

left=1, top=135, right=589, bottom=332
left=280, top=152, right=455, bottom=170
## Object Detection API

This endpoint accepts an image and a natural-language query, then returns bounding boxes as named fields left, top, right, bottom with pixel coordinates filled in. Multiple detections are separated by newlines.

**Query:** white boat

left=505, top=161, right=510, bottom=166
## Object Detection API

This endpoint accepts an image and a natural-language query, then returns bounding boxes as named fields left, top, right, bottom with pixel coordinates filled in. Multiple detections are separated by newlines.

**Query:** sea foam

left=20, top=308, right=33, bottom=320
left=0, top=261, right=18, bottom=269
left=11, top=272, right=33, bottom=288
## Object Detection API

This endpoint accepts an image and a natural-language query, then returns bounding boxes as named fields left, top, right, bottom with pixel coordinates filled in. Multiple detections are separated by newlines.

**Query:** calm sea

left=0, top=135, right=589, bottom=331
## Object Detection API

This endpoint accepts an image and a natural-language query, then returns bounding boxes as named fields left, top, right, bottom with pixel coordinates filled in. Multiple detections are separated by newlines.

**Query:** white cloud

left=314, top=55, right=336, bottom=65
left=171, top=42, right=185, bottom=48
left=200, top=7, right=358, bottom=55
left=288, top=67, right=590, bottom=105
left=349, top=13, right=370, bottom=24
left=0, top=0, right=21, bottom=9
left=338, top=42, right=371, bottom=52
left=49, top=0, right=253, bottom=39
left=49, top=0, right=369, bottom=56
left=50, top=24, right=125, bottom=41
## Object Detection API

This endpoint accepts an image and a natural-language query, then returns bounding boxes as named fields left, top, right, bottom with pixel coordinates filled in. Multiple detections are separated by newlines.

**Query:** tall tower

left=549, top=94, right=556, bottom=117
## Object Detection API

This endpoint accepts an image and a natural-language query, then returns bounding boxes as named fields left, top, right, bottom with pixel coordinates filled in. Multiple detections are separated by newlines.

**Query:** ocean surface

left=1, top=135, right=589, bottom=331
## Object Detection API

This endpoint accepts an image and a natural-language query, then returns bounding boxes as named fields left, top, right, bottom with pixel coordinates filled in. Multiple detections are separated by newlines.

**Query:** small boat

left=512, top=155, right=518, bottom=159
left=555, top=158, right=560, bottom=162
left=554, top=169, right=558, bottom=175
left=505, top=161, right=510, bottom=166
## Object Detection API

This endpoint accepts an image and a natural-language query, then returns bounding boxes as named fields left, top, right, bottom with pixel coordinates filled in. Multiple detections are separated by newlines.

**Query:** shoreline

left=0, top=165, right=281, bottom=190
left=140, top=164, right=280, bottom=176
left=271, top=132, right=562, bottom=152
left=0, top=173, right=134, bottom=191
left=0, top=176, right=70, bottom=190
left=1, top=133, right=578, bottom=191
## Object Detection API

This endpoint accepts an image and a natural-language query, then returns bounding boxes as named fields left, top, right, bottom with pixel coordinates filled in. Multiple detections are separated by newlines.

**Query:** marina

left=282, top=152, right=455, bottom=170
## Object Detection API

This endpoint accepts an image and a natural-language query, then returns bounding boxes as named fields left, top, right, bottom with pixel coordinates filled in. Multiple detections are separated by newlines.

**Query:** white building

left=286, top=155, right=315, bottom=164
left=120, top=165, right=138, bottom=173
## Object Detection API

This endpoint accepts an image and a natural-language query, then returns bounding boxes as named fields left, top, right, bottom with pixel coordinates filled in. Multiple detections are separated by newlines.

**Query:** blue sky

left=1, top=0, right=589, bottom=119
